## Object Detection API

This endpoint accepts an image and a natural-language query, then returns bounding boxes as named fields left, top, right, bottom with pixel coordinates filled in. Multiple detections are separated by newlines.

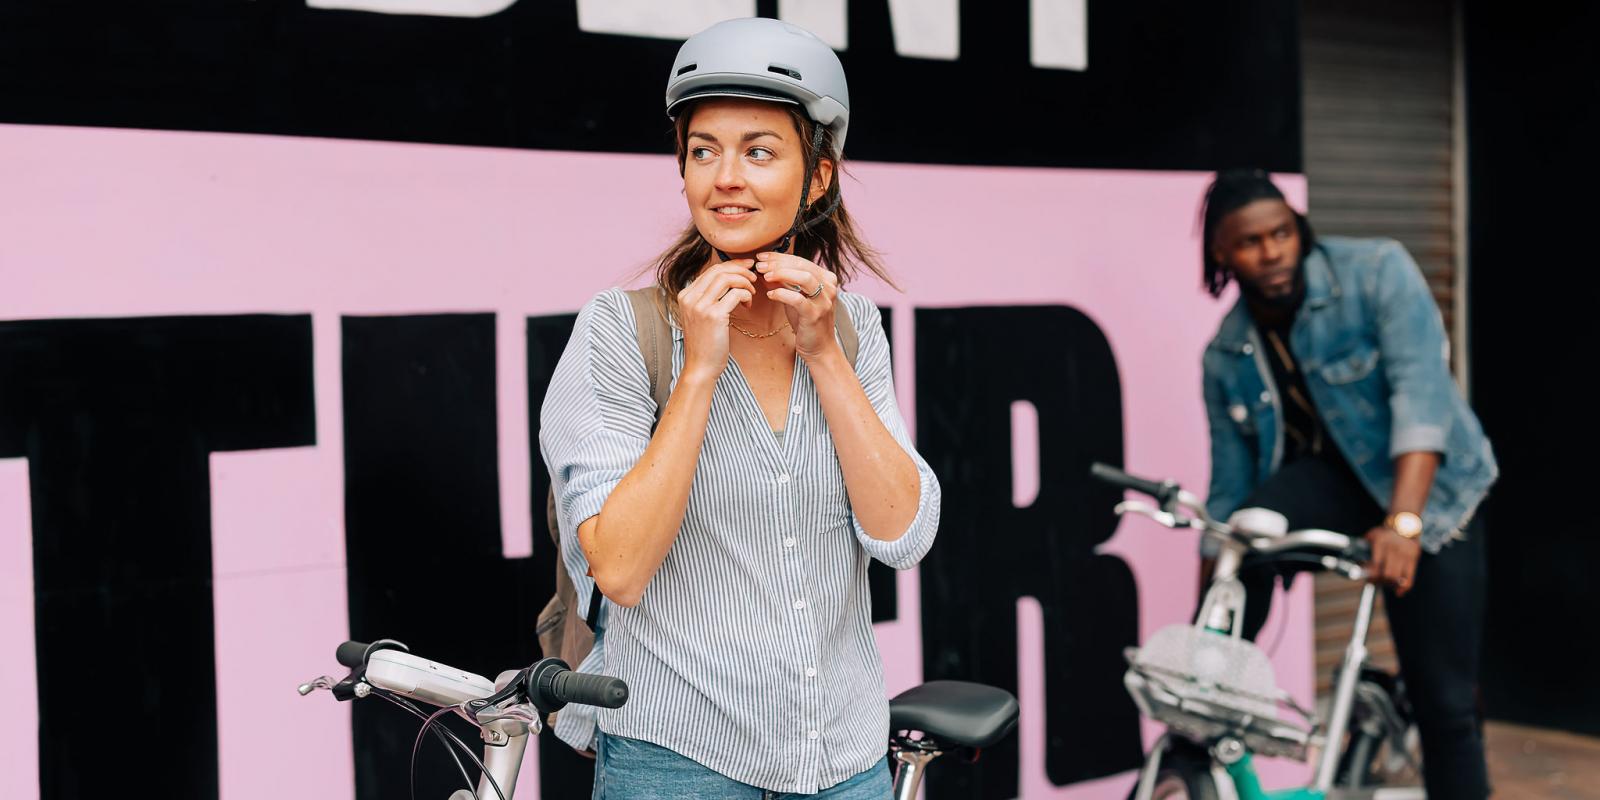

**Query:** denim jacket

left=1202, top=236, right=1498, bottom=554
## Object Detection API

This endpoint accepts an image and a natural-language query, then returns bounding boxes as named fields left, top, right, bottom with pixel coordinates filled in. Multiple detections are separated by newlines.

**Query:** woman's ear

left=808, top=158, right=835, bottom=206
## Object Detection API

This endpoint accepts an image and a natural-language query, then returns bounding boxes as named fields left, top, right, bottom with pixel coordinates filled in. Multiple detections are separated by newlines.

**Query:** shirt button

left=778, top=473, right=791, bottom=484
left=807, top=730, right=819, bottom=740
left=1259, top=391, right=1271, bottom=403
left=793, top=599, right=807, bottom=610
left=791, top=404, right=802, bottom=415
left=1243, top=343, right=1255, bottom=355
left=805, top=667, right=817, bottom=678
left=784, top=537, right=796, bottom=548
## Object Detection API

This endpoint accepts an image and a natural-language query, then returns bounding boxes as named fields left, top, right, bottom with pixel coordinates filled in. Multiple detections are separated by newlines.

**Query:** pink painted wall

left=0, top=123, right=1313, bottom=798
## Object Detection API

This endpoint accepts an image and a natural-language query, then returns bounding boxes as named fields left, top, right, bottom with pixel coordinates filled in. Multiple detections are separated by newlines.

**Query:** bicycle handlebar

left=1091, top=464, right=1374, bottom=571
left=333, top=642, right=630, bottom=717
left=1347, top=538, right=1372, bottom=563
left=335, top=640, right=370, bottom=669
left=1090, top=463, right=1176, bottom=505
left=528, top=658, right=629, bottom=711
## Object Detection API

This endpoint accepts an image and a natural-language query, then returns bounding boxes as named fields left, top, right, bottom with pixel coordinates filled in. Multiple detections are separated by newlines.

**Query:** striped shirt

left=539, top=287, right=940, bottom=793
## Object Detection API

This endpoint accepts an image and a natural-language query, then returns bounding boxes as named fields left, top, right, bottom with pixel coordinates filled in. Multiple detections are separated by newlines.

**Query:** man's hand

left=1364, top=526, right=1422, bottom=597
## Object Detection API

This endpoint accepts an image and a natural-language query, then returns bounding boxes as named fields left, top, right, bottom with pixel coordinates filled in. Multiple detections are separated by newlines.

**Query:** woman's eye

left=690, top=146, right=715, bottom=161
left=748, top=147, right=774, bottom=161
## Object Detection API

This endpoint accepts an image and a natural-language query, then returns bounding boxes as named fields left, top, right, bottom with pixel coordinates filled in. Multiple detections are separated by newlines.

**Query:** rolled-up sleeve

left=538, top=289, right=656, bottom=612
left=1369, top=241, right=1454, bottom=459
left=840, top=293, right=941, bottom=569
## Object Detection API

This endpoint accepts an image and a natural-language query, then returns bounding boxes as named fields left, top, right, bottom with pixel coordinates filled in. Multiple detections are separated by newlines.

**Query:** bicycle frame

left=1111, top=481, right=1419, bottom=800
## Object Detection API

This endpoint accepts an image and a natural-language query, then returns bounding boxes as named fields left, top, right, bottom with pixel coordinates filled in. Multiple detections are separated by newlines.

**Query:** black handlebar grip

left=551, top=670, right=630, bottom=710
left=1344, top=539, right=1373, bottom=564
left=527, top=657, right=630, bottom=712
left=1089, top=462, right=1169, bottom=499
left=336, top=641, right=370, bottom=668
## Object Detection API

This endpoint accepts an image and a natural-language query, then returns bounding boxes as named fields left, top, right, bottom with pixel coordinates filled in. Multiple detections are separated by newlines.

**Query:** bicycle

left=300, top=639, right=1019, bottom=799
left=1088, top=463, right=1424, bottom=800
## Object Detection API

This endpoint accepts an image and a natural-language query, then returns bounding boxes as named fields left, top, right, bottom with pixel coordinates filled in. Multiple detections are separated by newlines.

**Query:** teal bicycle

left=1091, top=464, right=1424, bottom=800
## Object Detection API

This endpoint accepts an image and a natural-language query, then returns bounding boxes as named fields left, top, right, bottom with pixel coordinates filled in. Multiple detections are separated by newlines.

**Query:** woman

left=539, top=16, right=940, bottom=800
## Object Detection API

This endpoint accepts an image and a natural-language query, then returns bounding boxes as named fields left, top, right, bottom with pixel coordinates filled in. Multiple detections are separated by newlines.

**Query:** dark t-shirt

left=1256, top=315, right=1343, bottom=469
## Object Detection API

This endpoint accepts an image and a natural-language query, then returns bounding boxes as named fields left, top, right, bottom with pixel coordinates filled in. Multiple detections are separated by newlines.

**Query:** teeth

left=715, top=207, right=753, bottom=214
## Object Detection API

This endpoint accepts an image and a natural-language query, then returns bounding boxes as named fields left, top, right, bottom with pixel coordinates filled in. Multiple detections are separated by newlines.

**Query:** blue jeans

left=591, top=731, right=892, bottom=799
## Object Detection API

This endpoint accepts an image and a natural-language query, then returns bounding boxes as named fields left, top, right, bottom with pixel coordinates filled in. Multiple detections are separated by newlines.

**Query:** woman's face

left=682, top=99, right=832, bottom=259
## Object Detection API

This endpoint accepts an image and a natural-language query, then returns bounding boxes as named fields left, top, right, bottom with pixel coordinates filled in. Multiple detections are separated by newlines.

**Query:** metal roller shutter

left=1300, top=0, right=1462, bottom=696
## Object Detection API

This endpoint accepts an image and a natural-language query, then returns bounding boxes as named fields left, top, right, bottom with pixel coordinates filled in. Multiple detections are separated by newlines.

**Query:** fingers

left=713, top=286, right=754, bottom=316
left=755, top=252, right=836, bottom=296
left=765, top=284, right=809, bottom=310
left=684, top=270, right=756, bottom=315
left=1365, top=529, right=1420, bottom=597
left=678, top=260, right=755, bottom=306
left=1385, top=546, right=1408, bottom=586
left=758, top=267, right=828, bottom=297
left=1391, top=547, right=1418, bottom=597
left=1365, top=532, right=1388, bottom=584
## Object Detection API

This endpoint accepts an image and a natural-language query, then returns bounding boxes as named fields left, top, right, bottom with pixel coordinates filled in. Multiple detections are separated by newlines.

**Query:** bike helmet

left=666, top=17, right=850, bottom=158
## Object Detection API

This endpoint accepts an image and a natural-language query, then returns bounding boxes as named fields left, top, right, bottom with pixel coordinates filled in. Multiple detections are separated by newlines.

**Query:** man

left=1197, top=169, right=1497, bottom=798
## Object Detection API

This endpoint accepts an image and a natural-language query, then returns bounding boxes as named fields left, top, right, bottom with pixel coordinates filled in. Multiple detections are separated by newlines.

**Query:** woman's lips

left=712, top=206, right=757, bottom=222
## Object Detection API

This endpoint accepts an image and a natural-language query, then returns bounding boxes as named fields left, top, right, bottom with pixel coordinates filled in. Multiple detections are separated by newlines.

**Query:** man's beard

left=1241, top=260, right=1307, bottom=310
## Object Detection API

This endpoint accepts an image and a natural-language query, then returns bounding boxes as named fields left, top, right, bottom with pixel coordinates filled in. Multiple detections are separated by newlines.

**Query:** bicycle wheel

left=1146, top=766, right=1220, bottom=800
left=1338, top=675, right=1424, bottom=790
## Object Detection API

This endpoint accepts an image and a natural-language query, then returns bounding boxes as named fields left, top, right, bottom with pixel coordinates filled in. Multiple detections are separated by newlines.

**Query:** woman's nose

left=714, top=158, right=744, bottom=191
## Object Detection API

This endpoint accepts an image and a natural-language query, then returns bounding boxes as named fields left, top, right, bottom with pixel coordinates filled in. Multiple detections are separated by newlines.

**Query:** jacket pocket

left=1320, top=347, right=1380, bottom=385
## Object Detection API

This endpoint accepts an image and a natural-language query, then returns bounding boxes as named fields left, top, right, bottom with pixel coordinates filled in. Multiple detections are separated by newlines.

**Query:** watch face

left=1390, top=513, right=1423, bottom=539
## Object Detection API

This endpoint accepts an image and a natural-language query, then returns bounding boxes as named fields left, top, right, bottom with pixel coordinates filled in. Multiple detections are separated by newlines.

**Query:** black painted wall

left=0, top=2, right=1301, bottom=171
left=1465, top=0, right=1600, bottom=737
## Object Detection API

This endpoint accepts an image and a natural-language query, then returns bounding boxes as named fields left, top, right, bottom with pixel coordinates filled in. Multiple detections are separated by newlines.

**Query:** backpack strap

left=833, top=297, right=859, bottom=369
left=624, top=286, right=675, bottom=424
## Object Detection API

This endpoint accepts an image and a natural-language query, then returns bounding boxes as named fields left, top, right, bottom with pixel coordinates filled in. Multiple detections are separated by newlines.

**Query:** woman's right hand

left=677, top=259, right=756, bottom=384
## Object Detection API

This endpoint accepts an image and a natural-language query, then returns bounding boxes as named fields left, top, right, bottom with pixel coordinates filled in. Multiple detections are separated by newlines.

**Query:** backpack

left=535, top=286, right=861, bottom=671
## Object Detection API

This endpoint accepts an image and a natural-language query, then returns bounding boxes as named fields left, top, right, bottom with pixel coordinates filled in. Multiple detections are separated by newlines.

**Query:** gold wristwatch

left=1384, top=511, right=1423, bottom=540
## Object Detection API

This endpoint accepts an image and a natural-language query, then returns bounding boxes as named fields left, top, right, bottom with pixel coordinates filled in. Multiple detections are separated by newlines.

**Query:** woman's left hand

left=755, top=251, right=843, bottom=362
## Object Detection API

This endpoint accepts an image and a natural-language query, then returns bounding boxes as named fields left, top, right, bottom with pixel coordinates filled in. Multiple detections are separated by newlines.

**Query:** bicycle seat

left=888, top=681, right=1019, bottom=749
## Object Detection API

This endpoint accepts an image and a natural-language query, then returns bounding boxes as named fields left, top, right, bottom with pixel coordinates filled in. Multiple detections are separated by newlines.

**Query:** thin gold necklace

left=728, top=318, right=790, bottom=339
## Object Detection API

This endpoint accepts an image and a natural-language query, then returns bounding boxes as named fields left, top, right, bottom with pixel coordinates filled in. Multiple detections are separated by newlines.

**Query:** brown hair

left=644, top=101, right=897, bottom=320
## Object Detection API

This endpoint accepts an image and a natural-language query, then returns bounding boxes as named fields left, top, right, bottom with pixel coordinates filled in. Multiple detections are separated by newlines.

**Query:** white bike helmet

left=666, top=17, right=850, bottom=158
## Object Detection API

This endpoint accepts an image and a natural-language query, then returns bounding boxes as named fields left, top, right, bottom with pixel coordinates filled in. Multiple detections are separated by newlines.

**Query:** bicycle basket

left=1124, top=624, right=1315, bottom=760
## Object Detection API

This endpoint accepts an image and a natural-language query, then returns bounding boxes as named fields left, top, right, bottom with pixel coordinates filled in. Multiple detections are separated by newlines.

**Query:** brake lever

left=1114, top=500, right=1182, bottom=528
left=465, top=666, right=532, bottom=716
left=464, top=666, right=547, bottom=743
left=297, top=675, right=338, bottom=696
left=1320, top=556, right=1368, bottom=581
